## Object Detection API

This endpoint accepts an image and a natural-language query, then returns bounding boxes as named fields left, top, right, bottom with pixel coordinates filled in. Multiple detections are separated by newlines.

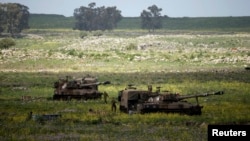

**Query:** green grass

left=0, top=29, right=250, bottom=140
left=2, top=29, right=249, bottom=73
left=0, top=71, right=250, bottom=140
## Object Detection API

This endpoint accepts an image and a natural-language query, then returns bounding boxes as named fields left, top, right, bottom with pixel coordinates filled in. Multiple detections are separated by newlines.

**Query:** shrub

left=79, top=31, right=88, bottom=39
left=78, top=52, right=84, bottom=58
left=67, top=49, right=77, bottom=56
left=0, top=38, right=16, bottom=49
left=92, top=30, right=103, bottom=37
left=126, top=43, right=137, bottom=50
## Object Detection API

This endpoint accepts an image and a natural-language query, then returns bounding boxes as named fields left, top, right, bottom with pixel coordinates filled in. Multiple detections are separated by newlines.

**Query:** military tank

left=53, top=75, right=110, bottom=100
left=118, top=85, right=224, bottom=115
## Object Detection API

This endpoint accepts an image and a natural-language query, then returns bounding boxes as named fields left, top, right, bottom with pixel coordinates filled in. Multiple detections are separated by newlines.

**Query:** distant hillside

left=117, top=16, right=250, bottom=30
left=162, top=16, right=250, bottom=30
left=29, top=14, right=250, bottom=31
left=29, top=14, right=75, bottom=29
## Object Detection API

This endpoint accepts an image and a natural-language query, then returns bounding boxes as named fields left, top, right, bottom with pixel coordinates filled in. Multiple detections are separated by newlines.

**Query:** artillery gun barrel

left=177, top=91, right=224, bottom=101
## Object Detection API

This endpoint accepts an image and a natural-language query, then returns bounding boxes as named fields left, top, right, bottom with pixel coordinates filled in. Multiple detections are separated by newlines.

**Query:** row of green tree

left=73, top=2, right=162, bottom=32
left=74, top=2, right=122, bottom=31
left=0, top=2, right=163, bottom=35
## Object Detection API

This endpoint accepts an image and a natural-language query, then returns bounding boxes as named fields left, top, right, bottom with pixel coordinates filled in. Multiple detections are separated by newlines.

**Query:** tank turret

left=53, top=75, right=110, bottom=100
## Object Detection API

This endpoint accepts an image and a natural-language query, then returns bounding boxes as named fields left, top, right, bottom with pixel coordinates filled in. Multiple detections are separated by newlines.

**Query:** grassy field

left=0, top=29, right=250, bottom=140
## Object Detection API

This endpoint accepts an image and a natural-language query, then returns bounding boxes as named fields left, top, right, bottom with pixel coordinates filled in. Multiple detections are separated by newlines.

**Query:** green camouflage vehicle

left=53, top=75, right=110, bottom=100
left=118, top=85, right=224, bottom=115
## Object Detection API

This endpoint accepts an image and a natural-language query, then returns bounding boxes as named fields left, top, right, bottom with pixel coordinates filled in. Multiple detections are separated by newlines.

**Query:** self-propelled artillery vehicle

left=118, top=85, right=224, bottom=115
left=53, top=75, right=110, bottom=100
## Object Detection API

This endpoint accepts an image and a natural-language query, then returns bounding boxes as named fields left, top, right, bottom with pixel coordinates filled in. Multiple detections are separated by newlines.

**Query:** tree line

left=74, top=2, right=122, bottom=31
left=0, top=2, right=163, bottom=35
left=0, top=3, right=29, bottom=36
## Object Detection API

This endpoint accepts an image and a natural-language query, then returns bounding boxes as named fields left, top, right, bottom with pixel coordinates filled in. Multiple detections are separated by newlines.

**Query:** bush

left=67, top=49, right=77, bottom=56
left=92, top=30, right=103, bottom=37
left=79, top=31, right=88, bottom=39
left=126, top=43, right=137, bottom=50
left=0, top=38, right=16, bottom=49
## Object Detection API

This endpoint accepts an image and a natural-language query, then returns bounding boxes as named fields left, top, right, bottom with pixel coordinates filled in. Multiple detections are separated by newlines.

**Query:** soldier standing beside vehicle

left=111, top=97, right=117, bottom=112
left=103, top=91, right=109, bottom=104
left=148, top=85, right=152, bottom=92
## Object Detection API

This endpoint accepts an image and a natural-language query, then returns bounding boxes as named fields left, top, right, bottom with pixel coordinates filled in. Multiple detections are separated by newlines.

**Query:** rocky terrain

left=1, top=31, right=249, bottom=72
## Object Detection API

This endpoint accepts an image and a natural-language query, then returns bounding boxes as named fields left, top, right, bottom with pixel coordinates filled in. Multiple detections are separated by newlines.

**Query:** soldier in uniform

left=156, top=86, right=161, bottom=93
left=148, top=85, right=152, bottom=92
left=26, top=111, right=33, bottom=121
left=111, top=97, right=117, bottom=112
left=103, top=91, right=109, bottom=104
